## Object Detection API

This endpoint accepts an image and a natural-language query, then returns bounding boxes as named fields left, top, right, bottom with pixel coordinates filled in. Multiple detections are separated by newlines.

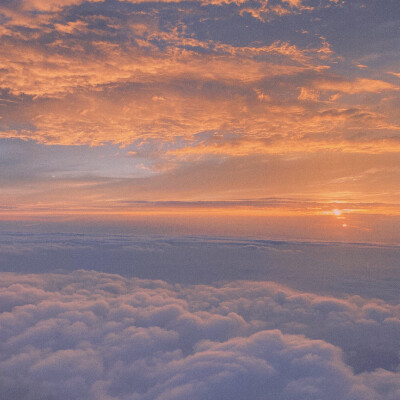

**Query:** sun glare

left=333, top=209, right=342, bottom=216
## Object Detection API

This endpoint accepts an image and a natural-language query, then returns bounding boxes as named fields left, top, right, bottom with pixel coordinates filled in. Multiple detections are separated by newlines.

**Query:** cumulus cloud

left=0, top=270, right=399, bottom=400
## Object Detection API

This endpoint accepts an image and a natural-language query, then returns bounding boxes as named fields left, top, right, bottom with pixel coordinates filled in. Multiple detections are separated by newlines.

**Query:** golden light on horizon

left=1, top=2, right=400, bottom=400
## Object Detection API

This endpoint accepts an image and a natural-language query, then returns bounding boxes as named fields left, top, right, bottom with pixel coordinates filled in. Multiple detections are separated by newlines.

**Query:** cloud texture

left=1, top=0, right=400, bottom=215
left=0, top=270, right=399, bottom=400
left=0, top=0, right=399, bottom=153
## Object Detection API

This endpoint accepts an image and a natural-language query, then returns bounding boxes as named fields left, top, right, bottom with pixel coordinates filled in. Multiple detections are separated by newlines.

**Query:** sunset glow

left=1, top=1, right=400, bottom=399
left=0, top=0, right=399, bottom=227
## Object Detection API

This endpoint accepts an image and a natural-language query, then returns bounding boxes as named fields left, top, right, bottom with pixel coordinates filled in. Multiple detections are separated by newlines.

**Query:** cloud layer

left=1, top=0, right=400, bottom=215
left=0, top=0, right=399, bottom=153
left=0, top=270, right=399, bottom=400
left=1, top=232, right=400, bottom=301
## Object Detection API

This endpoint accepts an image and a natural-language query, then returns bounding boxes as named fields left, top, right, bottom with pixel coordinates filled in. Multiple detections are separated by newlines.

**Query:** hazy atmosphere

left=1, top=0, right=400, bottom=399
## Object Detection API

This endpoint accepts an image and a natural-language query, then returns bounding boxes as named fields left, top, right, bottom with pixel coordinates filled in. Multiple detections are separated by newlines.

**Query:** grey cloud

left=0, top=270, right=399, bottom=399
left=1, top=232, right=400, bottom=302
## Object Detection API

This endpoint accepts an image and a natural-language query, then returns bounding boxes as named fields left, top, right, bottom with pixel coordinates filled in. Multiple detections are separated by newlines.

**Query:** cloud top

left=0, top=270, right=399, bottom=399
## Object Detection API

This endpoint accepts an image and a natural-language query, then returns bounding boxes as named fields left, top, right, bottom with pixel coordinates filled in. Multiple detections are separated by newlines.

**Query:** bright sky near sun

left=2, top=5, right=400, bottom=399
left=1, top=0, right=400, bottom=241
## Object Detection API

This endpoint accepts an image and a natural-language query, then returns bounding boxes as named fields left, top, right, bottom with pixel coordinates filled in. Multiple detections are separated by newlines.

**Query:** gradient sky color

left=1, top=0, right=400, bottom=241
left=2, top=4, right=400, bottom=400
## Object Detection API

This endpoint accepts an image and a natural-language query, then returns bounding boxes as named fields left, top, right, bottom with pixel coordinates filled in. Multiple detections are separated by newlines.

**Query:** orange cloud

left=298, top=87, right=320, bottom=101
left=315, top=78, right=398, bottom=94
left=1, top=0, right=399, bottom=158
left=20, top=0, right=104, bottom=12
left=0, top=36, right=321, bottom=98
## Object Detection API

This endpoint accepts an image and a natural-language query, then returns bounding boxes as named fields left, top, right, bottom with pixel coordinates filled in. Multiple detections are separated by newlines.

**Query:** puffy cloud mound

left=0, top=270, right=399, bottom=400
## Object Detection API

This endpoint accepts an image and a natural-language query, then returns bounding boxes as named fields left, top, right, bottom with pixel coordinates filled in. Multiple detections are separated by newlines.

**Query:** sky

left=1, top=1, right=400, bottom=400
left=0, top=0, right=400, bottom=241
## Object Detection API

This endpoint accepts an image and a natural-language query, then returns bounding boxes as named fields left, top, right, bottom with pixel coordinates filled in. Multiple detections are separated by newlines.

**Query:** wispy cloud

left=1, top=0, right=398, bottom=151
left=1, top=0, right=399, bottom=215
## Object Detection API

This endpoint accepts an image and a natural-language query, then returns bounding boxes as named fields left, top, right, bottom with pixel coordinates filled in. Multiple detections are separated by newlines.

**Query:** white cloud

left=0, top=270, right=399, bottom=399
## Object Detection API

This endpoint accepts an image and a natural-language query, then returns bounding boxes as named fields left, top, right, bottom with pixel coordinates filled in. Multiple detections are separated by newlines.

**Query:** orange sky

left=1, top=0, right=400, bottom=240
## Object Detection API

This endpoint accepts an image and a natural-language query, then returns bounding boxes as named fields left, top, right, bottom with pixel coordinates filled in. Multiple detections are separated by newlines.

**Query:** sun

left=333, top=209, right=342, bottom=216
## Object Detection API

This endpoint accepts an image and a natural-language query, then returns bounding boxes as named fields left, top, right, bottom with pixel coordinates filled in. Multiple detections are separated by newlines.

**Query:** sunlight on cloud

left=1, top=0, right=398, bottom=154
left=0, top=0, right=399, bottom=215
left=1, top=3, right=400, bottom=399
